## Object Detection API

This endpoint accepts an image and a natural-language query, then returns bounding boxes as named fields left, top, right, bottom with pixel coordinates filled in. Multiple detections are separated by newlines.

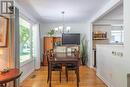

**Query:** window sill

left=20, top=58, right=34, bottom=67
left=109, top=42, right=124, bottom=45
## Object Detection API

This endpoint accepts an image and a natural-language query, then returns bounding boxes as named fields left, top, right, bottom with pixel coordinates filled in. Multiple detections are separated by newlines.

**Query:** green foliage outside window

left=20, top=25, right=31, bottom=56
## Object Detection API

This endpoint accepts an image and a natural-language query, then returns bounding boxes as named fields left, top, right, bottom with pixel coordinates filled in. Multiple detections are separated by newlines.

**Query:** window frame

left=19, top=17, right=33, bottom=63
left=110, top=26, right=124, bottom=44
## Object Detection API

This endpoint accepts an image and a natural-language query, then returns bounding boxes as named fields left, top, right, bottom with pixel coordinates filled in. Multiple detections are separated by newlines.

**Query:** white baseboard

left=20, top=68, right=34, bottom=83
left=96, top=72, right=113, bottom=87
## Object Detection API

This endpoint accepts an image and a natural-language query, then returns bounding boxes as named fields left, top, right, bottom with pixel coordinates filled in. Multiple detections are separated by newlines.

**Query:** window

left=110, top=26, right=124, bottom=43
left=19, top=18, right=32, bottom=62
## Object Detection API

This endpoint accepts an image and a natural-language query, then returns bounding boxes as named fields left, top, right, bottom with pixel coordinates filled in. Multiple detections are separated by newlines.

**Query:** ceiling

left=16, top=0, right=110, bottom=23
left=100, top=4, right=123, bottom=21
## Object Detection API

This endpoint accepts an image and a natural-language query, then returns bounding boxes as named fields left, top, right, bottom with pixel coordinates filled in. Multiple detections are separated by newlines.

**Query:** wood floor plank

left=20, top=66, right=107, bottom=87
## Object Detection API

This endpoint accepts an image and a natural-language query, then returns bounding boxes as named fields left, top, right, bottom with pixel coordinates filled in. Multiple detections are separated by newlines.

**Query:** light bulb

left=59, top=26, right=63, bottom=33
left=66, top=26, right=71, bottom=32
left=54, top=27, right=58, bottom=31
left=59, top=26, right=63, bottom=30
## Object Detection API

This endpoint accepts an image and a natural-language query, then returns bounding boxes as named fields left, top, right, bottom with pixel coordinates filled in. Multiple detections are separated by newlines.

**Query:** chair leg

left=78, top=70, right=80, bottom=82
left=76, top=68, right=79, bottom=87
left=47, top=71, right=49, bottom=83
left=5, top=83, right=7, bottom=87
left=47, top=68, right=49, bottom=83
left=75, top=69, right=80, bottom=82
left=59, top=71, right=61, bottom=83
left=75, top=70, right=76, bottom=74
left=0, top=84, right=4, bottom=87
left=49, top=70, right=52, bottom=87
left=65, top=67, right=68, bottom=82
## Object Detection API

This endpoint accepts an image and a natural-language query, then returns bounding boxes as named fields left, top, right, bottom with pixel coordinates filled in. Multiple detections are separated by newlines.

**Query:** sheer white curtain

left=32, top=24, right=41, bottom=69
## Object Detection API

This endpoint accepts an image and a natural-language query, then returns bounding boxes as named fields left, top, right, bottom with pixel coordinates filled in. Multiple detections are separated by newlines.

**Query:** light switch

left=112, top=51, right=123, bottom=57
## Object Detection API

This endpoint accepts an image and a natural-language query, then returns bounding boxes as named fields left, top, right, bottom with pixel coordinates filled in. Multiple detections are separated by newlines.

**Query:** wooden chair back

left=46, top=49, right=55, bottom=64
left=73, top=49, right=80, bottom=59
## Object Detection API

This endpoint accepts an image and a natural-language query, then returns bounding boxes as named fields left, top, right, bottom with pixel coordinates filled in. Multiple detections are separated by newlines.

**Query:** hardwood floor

left=20, top=66, right=107, bottom=87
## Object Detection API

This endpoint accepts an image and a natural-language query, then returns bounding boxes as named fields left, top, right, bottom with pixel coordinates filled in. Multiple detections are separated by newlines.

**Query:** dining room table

left=48, top=52, right=80, bottom=87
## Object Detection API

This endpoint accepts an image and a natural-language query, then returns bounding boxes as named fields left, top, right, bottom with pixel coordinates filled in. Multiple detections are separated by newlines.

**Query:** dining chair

left=47, top=49, right=62, bottom=83
left=65, top=49, right=80, bottom=82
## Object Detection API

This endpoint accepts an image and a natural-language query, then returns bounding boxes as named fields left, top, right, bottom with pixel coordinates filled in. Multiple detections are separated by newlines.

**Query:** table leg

left=47, top=64, right=49, bottom=83
left=59, top=71, right=61, bottom=83
left=65, top=67, right=68, bottom=82
left=49, top=63, right=52, bottom=87
left=76, top=65, right=79, bottom=87
left=14, top=80, right=16, bottom=87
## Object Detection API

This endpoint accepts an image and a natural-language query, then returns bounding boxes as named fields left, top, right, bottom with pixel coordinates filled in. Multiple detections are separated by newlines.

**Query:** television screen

left=62, top=33, right=80, bottom=45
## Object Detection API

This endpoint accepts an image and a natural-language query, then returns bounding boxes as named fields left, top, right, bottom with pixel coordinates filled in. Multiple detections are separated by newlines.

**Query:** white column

left=32, top=24, right=41, bottom=69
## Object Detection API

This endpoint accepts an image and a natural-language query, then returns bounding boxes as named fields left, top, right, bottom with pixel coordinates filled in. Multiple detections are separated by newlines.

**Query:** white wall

left=0, top=17, right=15, bottom=70
left=85, top=23, right=93, bottom=67
left=124, top=0, right=130, bottom=86
left=20, top=59, right=35, bottom=82
left=92, top=0, right=130, bottom=86
left=97, top=4, right=123, bottom=21
left=32, top=24, right=41, bottom=70
left=40, top=22, right=88, bottom=37
left=0, top=48, right=10, bottom=70
left=96, top=45, right=125, bottom=87
left=86, top=0, right=122, bottom=68
left=15, top=2, right=40, bottom=83
left=92, top=3, right=123, bottom=48
left=94, top=20, right=123, bottom=25
left=94, top=3, right=123, bottom=25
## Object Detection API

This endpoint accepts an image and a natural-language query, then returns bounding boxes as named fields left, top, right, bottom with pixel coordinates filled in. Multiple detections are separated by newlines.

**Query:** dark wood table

left=0, top=68, right=22, bottom=87
left=48, top=53, right=80, bottom=87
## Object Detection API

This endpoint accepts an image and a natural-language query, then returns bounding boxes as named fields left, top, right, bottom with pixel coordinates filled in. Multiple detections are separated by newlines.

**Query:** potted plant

left=80, top=35, right=88, bottom=65
left=48, top=29, right=55, bottom=36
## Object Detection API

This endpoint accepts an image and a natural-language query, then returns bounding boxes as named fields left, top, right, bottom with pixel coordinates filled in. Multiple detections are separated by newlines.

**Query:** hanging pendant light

left=54, top=11, right=71, bottom=34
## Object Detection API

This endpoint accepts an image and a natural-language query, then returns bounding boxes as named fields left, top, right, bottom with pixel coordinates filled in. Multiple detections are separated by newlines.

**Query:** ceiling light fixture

left=54, top=11, right=71, bottom=33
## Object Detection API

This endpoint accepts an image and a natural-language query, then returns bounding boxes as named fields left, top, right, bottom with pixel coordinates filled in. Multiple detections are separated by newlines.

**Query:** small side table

left=0, top=68, right=22, bottom=87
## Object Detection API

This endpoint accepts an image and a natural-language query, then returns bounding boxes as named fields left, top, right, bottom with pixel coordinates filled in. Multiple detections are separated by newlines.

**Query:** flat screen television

left=62, top=33, right=80, bottom=45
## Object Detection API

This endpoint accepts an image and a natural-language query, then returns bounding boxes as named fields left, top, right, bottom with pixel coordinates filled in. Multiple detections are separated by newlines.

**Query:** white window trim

left=19, top=16, right=34, bottom=64
left=110, top=25, right=124, bottom=44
